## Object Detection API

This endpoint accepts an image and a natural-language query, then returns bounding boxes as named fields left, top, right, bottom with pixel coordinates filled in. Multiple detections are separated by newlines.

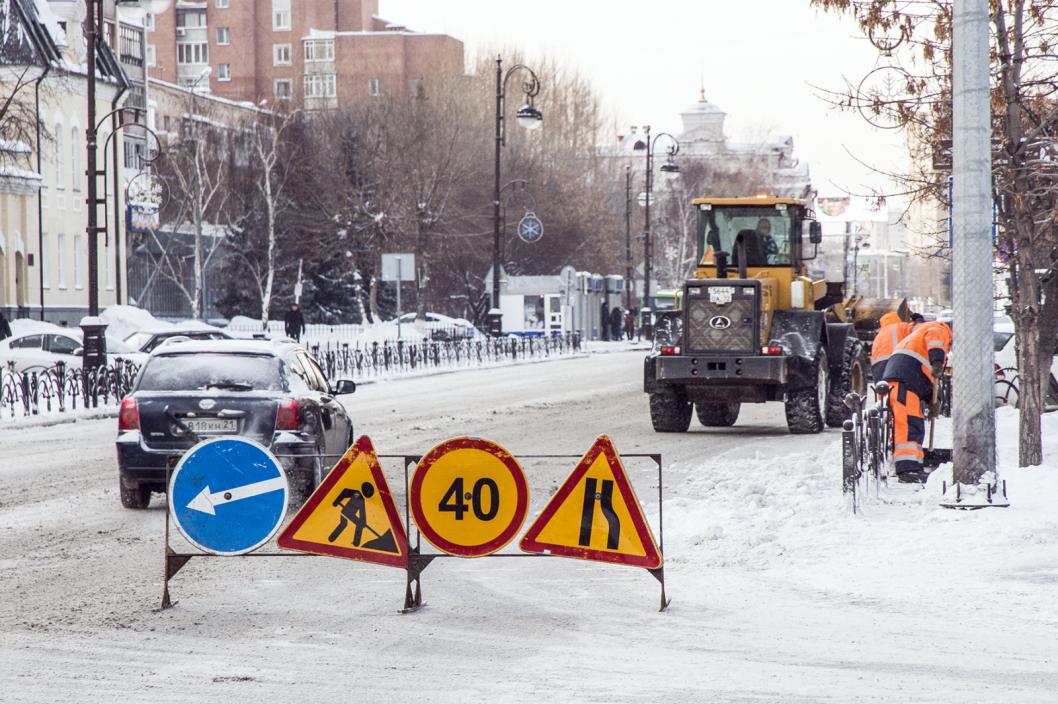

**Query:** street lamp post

left=85, top=0, right=169, bottom=319
left=635, top=126, right=680, bottom=340
left=625, top=164, right=633, bottom=311
left=488, top=55, right=542, bottom=337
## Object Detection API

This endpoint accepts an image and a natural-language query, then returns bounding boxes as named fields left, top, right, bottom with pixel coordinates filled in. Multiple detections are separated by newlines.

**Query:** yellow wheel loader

left=644, top=196, right=902, bottom=434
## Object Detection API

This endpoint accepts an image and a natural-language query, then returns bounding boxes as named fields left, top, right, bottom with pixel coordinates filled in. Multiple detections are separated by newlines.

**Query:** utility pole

left=624, top=165, right=632, bottom=310
left=85, top=0, right=100, bottom=317
left=945, top=0, right=1000, bottom=506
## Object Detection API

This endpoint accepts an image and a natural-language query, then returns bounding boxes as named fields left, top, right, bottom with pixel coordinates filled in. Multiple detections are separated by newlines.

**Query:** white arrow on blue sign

left=169, top=437, right=289, bottom=556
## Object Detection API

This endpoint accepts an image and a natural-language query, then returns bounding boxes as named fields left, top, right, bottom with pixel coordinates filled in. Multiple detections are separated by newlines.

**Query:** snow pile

left=667, top=406, right=1058, bottom=614
left=100, top=305, right=170, bottom=341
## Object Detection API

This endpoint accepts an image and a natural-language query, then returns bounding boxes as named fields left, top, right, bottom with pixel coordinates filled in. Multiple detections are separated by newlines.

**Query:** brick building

left=146, top=0, right=463, bottom=109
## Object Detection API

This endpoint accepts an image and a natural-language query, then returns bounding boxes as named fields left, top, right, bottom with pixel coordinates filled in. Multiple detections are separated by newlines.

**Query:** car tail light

left=118, top=398, right=140, bottom=431
left=660, top=345, right=680, bottom=356
left=275, top=398, right=300, bottom=430
left=761, top=345, right=783, bottom=356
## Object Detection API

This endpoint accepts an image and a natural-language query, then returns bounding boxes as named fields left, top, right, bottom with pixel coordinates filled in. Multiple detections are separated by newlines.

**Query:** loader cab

left=694, top=196, right=817, bottom=278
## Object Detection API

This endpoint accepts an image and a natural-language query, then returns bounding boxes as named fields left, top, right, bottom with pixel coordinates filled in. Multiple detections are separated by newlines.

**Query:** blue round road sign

left=517, top=211, right=544, bottom=244
left=169, top=437, right=289, bottom=556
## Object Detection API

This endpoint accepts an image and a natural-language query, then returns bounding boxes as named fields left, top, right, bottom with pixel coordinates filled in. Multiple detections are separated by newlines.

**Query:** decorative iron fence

left=0, top=360, right=140, bottom=420
left=309, top=332, right=582, bottom=380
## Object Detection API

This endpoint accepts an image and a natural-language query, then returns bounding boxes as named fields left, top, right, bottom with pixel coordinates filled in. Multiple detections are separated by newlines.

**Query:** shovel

left=923, top=381, right=953, bottom=469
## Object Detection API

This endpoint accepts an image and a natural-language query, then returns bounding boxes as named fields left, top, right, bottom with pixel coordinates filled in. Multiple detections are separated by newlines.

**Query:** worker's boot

left=896, top=469, right=929, bottom=484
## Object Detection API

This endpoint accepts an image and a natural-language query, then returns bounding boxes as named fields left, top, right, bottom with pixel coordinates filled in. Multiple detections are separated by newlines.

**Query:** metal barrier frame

left=161, top=450, right=669, bottom=612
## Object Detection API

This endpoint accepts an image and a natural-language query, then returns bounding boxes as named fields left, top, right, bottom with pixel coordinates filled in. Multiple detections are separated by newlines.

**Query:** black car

left=116, top=338, right=356, bottom=509
left=124, top=327, right=233, bottom=353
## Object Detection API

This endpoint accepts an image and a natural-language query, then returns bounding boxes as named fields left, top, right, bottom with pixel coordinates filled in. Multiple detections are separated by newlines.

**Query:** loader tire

left=696, top=402, right=740, bottom=427
left=785, top=350, right=828, bottom=434
left=826, top=336, right=868, bottom=428
left=650, top=392, right=692, bottom=432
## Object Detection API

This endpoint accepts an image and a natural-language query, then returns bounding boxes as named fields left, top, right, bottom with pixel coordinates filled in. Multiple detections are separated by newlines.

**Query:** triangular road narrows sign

left=278, top=436, right=408, bottom=568
left=520, top=436, right=662, bottom=569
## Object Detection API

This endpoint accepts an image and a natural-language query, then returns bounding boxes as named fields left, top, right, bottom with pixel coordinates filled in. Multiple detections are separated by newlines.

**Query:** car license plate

left=709, top=286, right=735, bottom=304
left=184, top=418, right=237, bottom=434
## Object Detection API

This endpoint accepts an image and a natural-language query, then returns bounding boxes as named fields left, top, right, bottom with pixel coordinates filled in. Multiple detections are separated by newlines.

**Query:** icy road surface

left=1, top=350, right=1057, bottom=702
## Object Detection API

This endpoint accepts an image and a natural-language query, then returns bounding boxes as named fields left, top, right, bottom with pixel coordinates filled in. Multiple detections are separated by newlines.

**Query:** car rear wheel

left=696, top=402, right=740, bottom=427
left=785, top=350, right=828, bottom=434
left=650, top=392, right=692, bottom=432
left=119, top=481, right=150, bottom=510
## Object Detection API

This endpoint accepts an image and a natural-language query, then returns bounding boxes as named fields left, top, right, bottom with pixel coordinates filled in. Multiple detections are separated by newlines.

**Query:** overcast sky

left=379, top=0, right=907, bottom=199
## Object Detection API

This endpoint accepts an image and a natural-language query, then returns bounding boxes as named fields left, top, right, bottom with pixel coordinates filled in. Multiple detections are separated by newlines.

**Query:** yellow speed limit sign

left=410, top=437, right=529, bottom=557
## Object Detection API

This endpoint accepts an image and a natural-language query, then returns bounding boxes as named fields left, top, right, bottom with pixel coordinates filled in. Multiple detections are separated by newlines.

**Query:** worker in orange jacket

left=882, top=321, right=952, bottom=483
left=870, top=311, right=924, bottom=380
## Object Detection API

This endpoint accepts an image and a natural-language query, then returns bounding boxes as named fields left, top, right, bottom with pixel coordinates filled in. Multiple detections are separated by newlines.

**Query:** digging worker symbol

left=329, top=482, right=376, bottom=546
left=882, top=320, right=952, bottom=484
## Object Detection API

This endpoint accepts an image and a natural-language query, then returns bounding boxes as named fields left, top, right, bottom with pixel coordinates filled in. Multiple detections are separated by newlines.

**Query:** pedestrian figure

left=284, top=303, right=305, bottom=341
left=0, top=310, right=11, bottom=341
left=624, top=308, right=636, bottom=341
left=599, top=301, right=610, bottom=341
left=609, top=306, right=623, bottom=342
left=328, top=482, right=376, bottom=546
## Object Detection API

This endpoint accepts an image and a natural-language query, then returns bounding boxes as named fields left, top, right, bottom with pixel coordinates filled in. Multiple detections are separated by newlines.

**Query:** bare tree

left=811, top=0, right=1058, bottom=466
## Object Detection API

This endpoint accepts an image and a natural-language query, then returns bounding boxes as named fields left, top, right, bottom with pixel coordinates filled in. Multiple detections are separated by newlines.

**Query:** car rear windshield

left=993, top=331, right=1013, bottom=352
left=137, top=353, right=287, bottom=392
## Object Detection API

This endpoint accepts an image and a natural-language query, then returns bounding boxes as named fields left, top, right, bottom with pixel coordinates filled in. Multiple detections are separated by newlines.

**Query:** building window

left=409, top=79, right=425, bottom=99
left=304, top=39, right=334, bottom=62
left=103, top=20, right=116, bottom=48
left=41, top=233, right=49, bottom=289
left=56, top=233, right=66, bottom=288
left=145, top=12, right=155, bottom=31
left=304, top=74, right=336, bottom=98
left=177, top=43, right=208, bottom=64
left=146, top=44, right=156, bottom=66
left=275, top=79, right=292, bottom=100
left=163, top=114, right=171, bottom=132
left=217, top=27, right=230, bottom=45
left=273, top=43, right=291, bottom=65
left=368, top=78, right=381, bottom=97
left=119, top=24, right=143, bottom=66
left=216, top=0, right=229, bottom=7
left=218, top=63, right=231, bottom=81
left=73, top=235, right=83, bottom=289
left=54, top=123, right=64, bottom=190
left=106, top=239, right=114, bottom=290
left=176, top=11, right=206, bottom=28
left=70, top=127, right=81, bottom=192
left=272, top=0, right=291, bottom=30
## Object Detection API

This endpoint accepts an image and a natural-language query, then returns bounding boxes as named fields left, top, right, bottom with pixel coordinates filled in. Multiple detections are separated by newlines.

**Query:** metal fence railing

left=841, top=375, right=953, bottom=512
left=0, top=360, right=141, bottom=420
left=309, top=332, right=582, bottom=380
left=0, top=333, right=583, bottom=421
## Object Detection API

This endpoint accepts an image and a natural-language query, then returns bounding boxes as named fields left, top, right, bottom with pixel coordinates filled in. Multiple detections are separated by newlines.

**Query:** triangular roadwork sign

left=519, top=436, right=662, bottom=569
left=278, top=436, right=408, bottom=568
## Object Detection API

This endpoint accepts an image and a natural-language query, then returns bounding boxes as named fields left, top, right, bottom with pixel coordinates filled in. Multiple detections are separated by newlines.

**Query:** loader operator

left=870, top=311, right=924, bottom=380
left=882, top=321, right=952, bottom=483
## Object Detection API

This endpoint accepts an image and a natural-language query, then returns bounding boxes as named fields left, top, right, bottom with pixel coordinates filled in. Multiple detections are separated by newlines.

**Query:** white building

left=0, top=0, right=133, bottom=324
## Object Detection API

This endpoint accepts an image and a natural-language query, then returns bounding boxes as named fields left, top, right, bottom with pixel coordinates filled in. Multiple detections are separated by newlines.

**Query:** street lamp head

left=515, top=103, right=543, bottom=130
left=659, top=161, right=681, bottom=180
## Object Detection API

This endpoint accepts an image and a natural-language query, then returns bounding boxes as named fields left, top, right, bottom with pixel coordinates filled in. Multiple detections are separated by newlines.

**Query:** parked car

left=115, top=338, right=356, bottom=509
left=0, top=328, right=146, bottom=373
left=123, top=326, right=232, bottom=353
left=993, top=319, right=1058, bottom=409
left=395, top=312, right=481, bottom=340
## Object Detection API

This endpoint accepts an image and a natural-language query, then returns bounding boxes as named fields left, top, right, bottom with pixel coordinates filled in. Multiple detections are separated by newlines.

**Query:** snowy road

left=2, top=351, right=1057, bottom=703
